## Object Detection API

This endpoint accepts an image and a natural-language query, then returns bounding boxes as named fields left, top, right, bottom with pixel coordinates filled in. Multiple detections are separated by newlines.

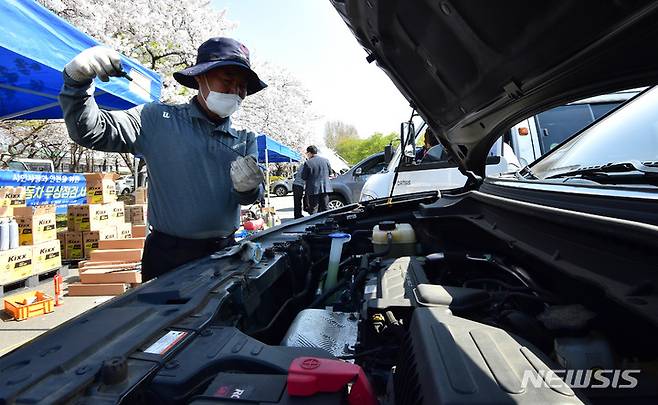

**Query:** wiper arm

left=516, top=165, right=538, bottom=180
left=546, top=161, right=658, bottom=179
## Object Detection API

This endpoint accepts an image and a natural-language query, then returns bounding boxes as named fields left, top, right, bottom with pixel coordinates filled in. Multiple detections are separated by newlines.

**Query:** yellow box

left=84, top=173, right=118, bottom=204
left=76, top=204, right=111, bottom=232
left=115, top=222, right=132, bottom=239
left=0, top=246, right=33, bottom=285
left=0, top=186, right=26, bottom=208
left=14, top=205, right=57, bottom=245
left=66, top=205, right=78, bottom=230
left=106, top=201, right=125, bottom=224
left=83, top=228, right=117, bottom=259
left=57, top=230, right=67, bottom=259
left=32, top=240, right=62, bottom=274
left=63, top=231, right=83, bottom=260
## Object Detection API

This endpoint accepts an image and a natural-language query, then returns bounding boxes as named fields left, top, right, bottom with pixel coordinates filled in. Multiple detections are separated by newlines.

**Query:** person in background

left=416, top=128, right=440, bottom=162
left=292, top=168, right=305, bottom=219
left=59, top=37, right=266, bottom=280
left=300, top=145, right=333, bottom=214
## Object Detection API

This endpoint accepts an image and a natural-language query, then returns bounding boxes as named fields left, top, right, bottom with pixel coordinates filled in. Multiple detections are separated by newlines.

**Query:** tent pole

left=265, top=147, right=270, bottom=207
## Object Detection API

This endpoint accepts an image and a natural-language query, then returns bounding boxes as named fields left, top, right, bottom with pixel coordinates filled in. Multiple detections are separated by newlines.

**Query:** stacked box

left=133, top=187, right=147, bottom=204
left=57, top=231, right=67, bottom=258
left=83, top=228, right=117, bottom=259
left=0, top=187, right=26, bottom=216
left=32, top=240, right=62, bottom=273
left=84, top=173, right=118, bottom=204
left=62, top=231, right=83, bottom=260
left=0, top=246, right=33, bottom=285
left=106, top=201, right=125, bottom=224
left=14, top=205, right=57, bottom=245
left=115, top=222, right=132, bottom=239
left=66, top=205, right=78, bottom=230
left=124, top=204, right=147, bottom=225
left=76, top=204, right=111, bottom=232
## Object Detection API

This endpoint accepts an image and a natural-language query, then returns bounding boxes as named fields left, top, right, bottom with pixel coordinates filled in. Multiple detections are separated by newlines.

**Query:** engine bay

left=2, top=194, right=657, bottom=404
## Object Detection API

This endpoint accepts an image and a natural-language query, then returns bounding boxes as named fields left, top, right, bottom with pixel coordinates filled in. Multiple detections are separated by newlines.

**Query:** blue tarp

left=256, top=134, right=301, bottom=163
left=0, top=0, right=162, bottom=120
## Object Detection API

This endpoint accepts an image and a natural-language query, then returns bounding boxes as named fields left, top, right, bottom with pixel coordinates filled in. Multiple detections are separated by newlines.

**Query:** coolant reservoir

left=372, top=221, right=416, bottom=257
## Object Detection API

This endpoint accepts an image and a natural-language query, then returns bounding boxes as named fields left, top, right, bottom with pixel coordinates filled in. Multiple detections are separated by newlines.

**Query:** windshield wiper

left=516, top=165, right=538, bottom=180
left=546, top=161, right=658, bottom=182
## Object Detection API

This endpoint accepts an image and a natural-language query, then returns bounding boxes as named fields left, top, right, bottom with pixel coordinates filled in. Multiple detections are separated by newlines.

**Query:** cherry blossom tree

left=1, top=0, right=320, bottom=174
left=233, top=60, right=320, bottom=151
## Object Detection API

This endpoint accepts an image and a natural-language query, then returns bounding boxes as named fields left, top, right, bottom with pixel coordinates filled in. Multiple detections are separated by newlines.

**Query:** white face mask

left=201, top=76, right=243, bottom=118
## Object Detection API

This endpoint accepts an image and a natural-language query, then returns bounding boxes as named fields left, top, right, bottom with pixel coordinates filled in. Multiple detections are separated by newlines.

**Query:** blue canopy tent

left=256, top=134, right=301, bottom=205
left=0, top=0, right=162, bottom=121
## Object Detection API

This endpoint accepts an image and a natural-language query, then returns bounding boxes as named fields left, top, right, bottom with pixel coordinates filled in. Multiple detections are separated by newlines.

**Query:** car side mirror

left=404, top=144, right=416, bottom=159
left=486, top=155, right=502, bottom=165
left=384, top=144, right=392, bottom=164
left=354, top=167, right=363, bottom=176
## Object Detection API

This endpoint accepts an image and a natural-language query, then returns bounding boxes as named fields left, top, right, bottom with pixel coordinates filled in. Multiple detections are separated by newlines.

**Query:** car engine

left=2, top=195, right=657, bottom=404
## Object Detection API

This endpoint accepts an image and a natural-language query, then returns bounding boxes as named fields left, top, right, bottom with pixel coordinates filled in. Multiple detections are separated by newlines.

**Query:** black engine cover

left=395, top=308, right=585, bottom=405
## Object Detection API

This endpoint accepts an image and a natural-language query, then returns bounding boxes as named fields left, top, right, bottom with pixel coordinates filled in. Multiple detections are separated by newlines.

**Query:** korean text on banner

left=0, top=170, right=87, bottom=206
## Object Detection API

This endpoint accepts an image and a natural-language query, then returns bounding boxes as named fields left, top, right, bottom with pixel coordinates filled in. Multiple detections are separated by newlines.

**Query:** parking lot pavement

left=0, top=268, right=113, bottom=357
left=267, top=195, right=295, bottom=222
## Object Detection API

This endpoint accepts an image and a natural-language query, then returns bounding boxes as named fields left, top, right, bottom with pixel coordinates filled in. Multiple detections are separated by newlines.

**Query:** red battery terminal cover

left=287, top=357, right=378, bottom=405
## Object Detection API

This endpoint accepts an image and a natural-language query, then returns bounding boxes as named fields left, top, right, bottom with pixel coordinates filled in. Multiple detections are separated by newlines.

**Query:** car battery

left=189, top=373, right=340, bottom=404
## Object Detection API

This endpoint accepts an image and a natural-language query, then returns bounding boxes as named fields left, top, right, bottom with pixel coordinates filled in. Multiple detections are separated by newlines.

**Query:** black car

left=2, top=2, right=658, bottom=404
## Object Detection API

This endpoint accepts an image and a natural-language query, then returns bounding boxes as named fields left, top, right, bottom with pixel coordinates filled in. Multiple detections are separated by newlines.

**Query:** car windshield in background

left=535, top=102, right=619, bottom=154
left=529, top=87, right=658, bottom=184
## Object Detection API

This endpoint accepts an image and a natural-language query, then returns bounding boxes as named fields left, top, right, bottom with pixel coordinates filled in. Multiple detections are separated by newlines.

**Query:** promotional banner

left=0, top=170, right=86, bottom=206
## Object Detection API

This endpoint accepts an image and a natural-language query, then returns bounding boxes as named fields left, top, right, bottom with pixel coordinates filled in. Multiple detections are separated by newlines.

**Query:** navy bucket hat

left=173, top=37, right=267, bottom=95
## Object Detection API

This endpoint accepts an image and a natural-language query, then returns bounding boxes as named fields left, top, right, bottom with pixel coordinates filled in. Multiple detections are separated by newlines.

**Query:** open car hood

left=330, top=0, right=658, bottom=176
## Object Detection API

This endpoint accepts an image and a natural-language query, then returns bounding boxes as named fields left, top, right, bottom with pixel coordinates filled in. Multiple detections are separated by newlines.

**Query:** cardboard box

left=83, top=228, right=117, bottom=259
left=89, top=248, right=143, bottom=262
left=67, top=282, right=129, bottom=296
left=133, top=187, right=147, bottom=205
left=106, top=201, right=125, bottom=224
left=66, top=205, right=80, bottom=230
left=115, top=222, right=132, bottom=239
left=0, top=187, right=26, bottom=215
left=84, top=173, right=118, bottom=204
left=32, top=240, right=62, bottom=274
left=80, top=262, right=141, bottom=273
left=75, top=204, right=111, bottom=232
left=63, top=231, right=83, bottom=260
left=132, top=224, right=147, bottom=238
left=125, top=204, right=147, bottom=225
left=57, top=231, right=67, bottom=258
left=80, top=269, right=141, bottom=284
left=14, top=205, right=57, bottom=245
left=98, top=238, right=145, bottom=250
left=0, top=246, right=33, bottom=285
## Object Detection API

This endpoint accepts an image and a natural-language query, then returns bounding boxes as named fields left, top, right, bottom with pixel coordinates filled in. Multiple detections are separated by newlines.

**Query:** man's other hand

left=64, top=46, right=123, bottom=83
left=231, top=156, right=264, bottom=193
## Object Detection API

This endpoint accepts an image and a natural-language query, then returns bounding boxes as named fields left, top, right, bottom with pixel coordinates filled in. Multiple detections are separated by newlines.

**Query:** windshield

left=530, top=87, right=658, bottom=180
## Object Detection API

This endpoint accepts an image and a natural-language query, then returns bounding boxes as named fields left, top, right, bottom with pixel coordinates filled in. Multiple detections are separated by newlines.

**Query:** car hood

left=330, top=0, right=658, bottom=176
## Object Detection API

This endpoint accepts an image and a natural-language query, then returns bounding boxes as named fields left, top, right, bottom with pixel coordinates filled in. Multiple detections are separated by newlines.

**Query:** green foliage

left=335, top=132, right=399, bottom=165
left=324, top=120, right=359, bottom=149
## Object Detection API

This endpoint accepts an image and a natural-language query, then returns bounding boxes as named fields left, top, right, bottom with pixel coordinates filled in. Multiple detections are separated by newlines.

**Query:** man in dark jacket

left=300, top=145, right=333, bottom=214
left=292, top=169, right=305, bottom=219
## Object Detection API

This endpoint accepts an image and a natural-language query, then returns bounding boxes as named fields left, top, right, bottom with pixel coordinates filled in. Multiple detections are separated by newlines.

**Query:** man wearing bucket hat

left=59, top=38, right=267, bottom=280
